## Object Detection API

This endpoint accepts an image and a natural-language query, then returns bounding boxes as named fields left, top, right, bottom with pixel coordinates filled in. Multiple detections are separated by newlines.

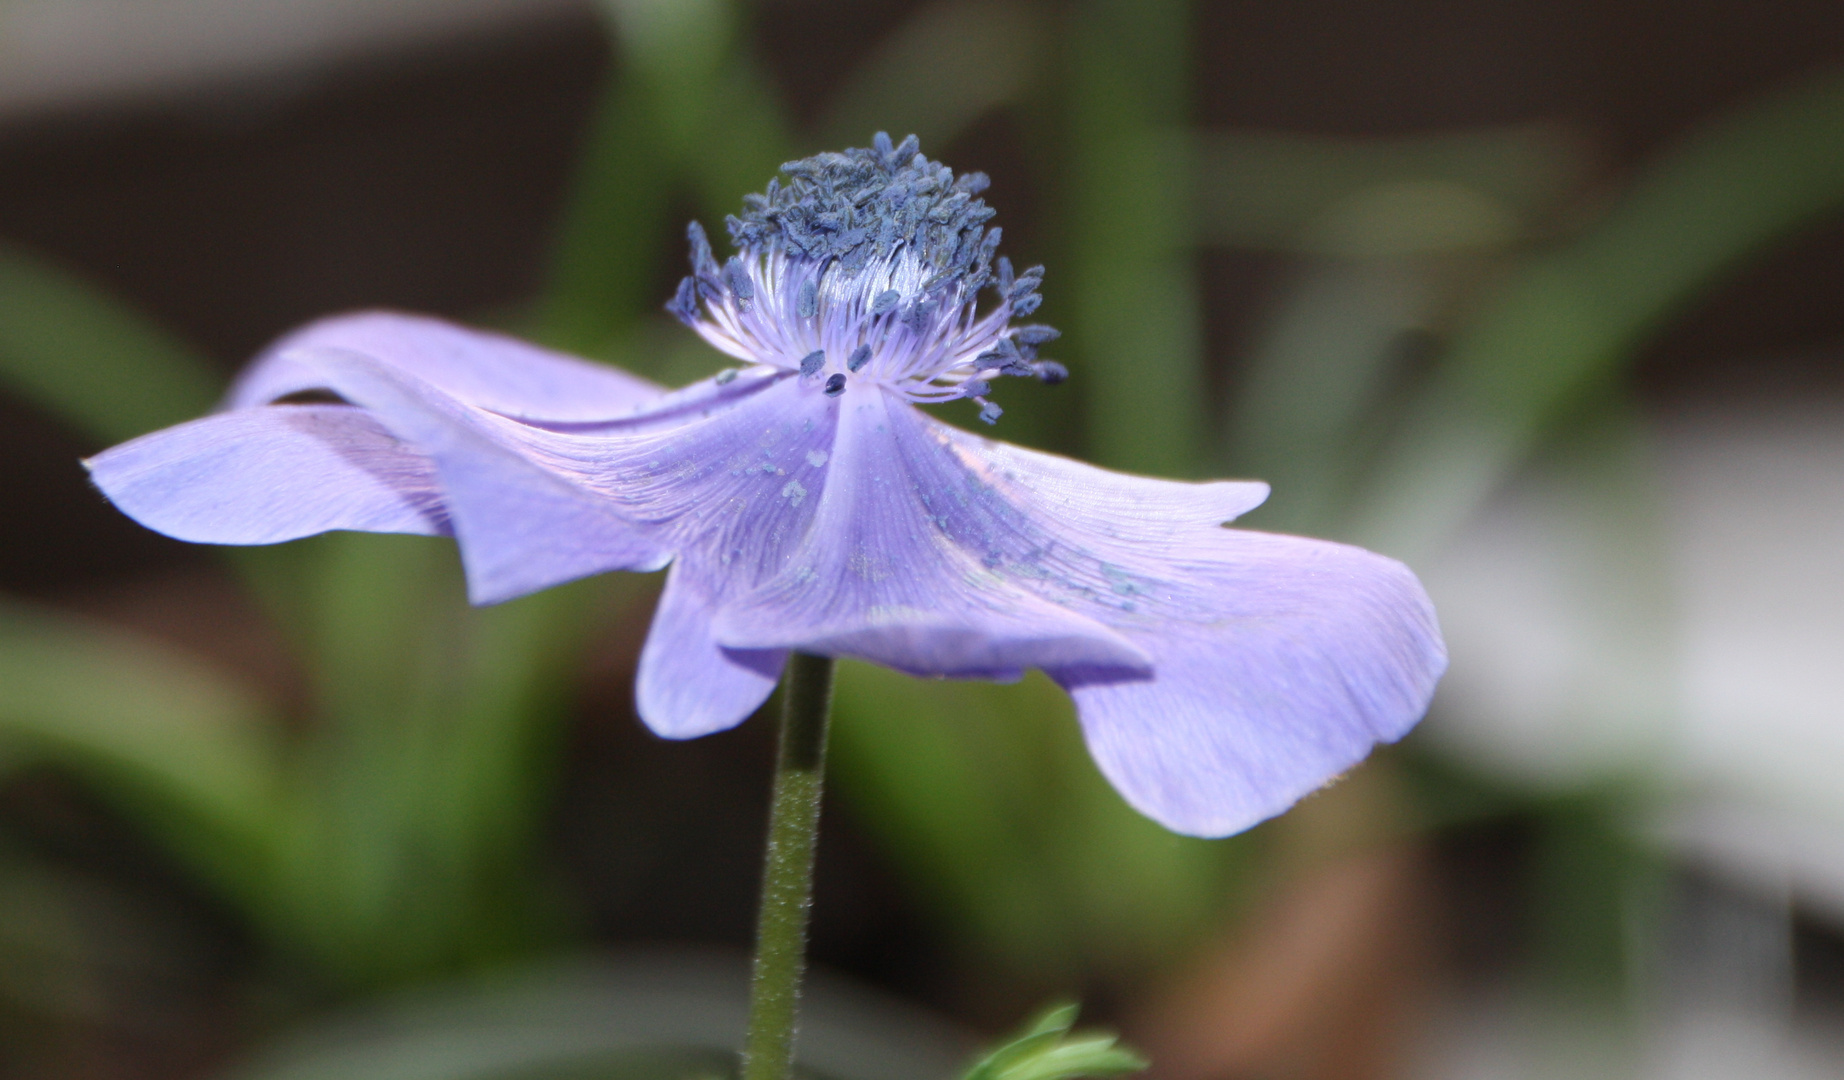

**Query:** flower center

left=666, top=132, right=1066, bottom=424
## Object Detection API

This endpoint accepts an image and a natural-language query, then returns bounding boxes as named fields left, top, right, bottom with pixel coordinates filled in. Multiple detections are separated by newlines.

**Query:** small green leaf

left=961, top=1003, right=1146, bottom=1080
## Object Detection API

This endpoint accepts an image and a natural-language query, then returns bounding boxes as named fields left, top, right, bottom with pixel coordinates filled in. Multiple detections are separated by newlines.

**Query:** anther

left=724, top=256, right=755, bottom=311
left=824, top=373, right=847, bottom=397
left=797, top=279, right=818, bottom=319
left=872, top=289, right=899, bottom=315
left=687, top=221, right=720, bottom=279
left=1034, top=361, right=1068, bottom=385
left=799, top=350, right=825, bottom=377
left=667, top=277, right=699, bottom=324
left=977, top=227, right=1002, bottom=266
left=848, top=344, right=872, bottom=372
left=978, top=401, right=1003, bottom=425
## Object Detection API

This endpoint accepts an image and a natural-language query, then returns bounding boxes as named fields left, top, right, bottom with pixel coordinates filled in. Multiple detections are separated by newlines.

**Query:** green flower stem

left=743, top=651, right=836, bottom=1080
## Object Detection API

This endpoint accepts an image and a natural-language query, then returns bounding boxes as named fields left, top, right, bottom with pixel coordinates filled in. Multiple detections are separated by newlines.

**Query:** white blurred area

left=1427, top=395, right=1844, bottom=891
left=0, top=0, right=587, bottom=117
left=1422, top=388, right=1844, bottom=1077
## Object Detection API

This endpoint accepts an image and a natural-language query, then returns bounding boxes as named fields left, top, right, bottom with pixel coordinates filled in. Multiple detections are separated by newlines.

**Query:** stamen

left=688, top=221, right=720, bottom=281
left=977, top=227, right=1002, bottom=267
left=671, top=134, right=1072, bottom=418
left=724, top=256, right=755, bottom=312
left=667, top=277, right=699, bottom=325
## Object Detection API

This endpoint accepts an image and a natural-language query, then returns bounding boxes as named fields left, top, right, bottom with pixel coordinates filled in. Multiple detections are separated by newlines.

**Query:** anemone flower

left=86, top=134, right=1444, bottom=839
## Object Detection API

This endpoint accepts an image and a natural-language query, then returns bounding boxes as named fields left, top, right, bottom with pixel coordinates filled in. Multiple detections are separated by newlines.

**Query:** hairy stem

left=743, top=652, right=836, bottom=1080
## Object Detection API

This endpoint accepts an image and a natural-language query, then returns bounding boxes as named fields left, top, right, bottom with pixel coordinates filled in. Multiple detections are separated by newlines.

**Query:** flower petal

left=280, top=349, right=672, bottom=604
left=713, top=388, right=1151, bottom=676
left=1055, top=532, right=1445, bottom=837
left=523, top=373, right=838, bottom=570
left=920, top=418, right=1445, bottom=837
left=940, top=426, right=1272, bottom=531
left=228, top=312, right=666, bottom=421
left=84, top=404, right=448, bottom=543
left=635, top=563, right=787, bottom=739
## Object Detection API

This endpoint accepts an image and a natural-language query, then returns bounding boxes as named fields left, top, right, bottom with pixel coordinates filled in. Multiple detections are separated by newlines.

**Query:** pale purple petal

left=922, top=420, right=1445, bottom=837
left=280, top=349, right=672, bottom=604
left=635, top=563, right=787, bottom=739
left=84, top=405, right=448, bottom=543
left=1056, top=533, right=1444, bottom=837
left=519, top=373, right=837, bottom=569
left=940, top=426, right=1272, bottom=533
left=228, top=312, right=665, bottom=420
left=712, top=388, right=1151, bottom=676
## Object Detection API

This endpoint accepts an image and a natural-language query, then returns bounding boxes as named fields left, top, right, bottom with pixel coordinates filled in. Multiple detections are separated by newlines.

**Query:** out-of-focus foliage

left=1349, top=65, right=1844, bottom=559
left=0, top=246, right=618, bottom=990
left=0, top=596, right=284, bottom=909
left=219, top=954, right=971, bottom=1080
left=0, top=244, right=219, bottom=442
left=830, top=667, right=1240, bottom=984
left=2, top=0, right=1844, bottom=1074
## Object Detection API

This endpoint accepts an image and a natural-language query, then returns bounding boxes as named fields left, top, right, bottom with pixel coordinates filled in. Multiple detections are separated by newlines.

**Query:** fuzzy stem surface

left=743, top=651, right=836, bottom=1080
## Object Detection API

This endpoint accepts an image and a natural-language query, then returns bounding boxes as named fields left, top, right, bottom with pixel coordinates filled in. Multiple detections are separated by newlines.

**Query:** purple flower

left=85, top=135, right=1445, bottom=838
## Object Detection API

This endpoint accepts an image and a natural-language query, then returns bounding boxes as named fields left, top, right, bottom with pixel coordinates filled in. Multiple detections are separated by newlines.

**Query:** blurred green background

left=2, top=1, right=1844, bottom=1078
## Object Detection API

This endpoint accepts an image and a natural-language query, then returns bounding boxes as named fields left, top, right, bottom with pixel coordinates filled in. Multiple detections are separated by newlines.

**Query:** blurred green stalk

left=1064, top=0, right=1202, bottom=475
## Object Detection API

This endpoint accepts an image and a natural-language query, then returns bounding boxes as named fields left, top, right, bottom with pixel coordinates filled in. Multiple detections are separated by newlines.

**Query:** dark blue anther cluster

left=726, top=132, right=1003, bottom=284
left=671, top=134, right=1046, bottom=319
left=665, top=134, right=1068, bottom=405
